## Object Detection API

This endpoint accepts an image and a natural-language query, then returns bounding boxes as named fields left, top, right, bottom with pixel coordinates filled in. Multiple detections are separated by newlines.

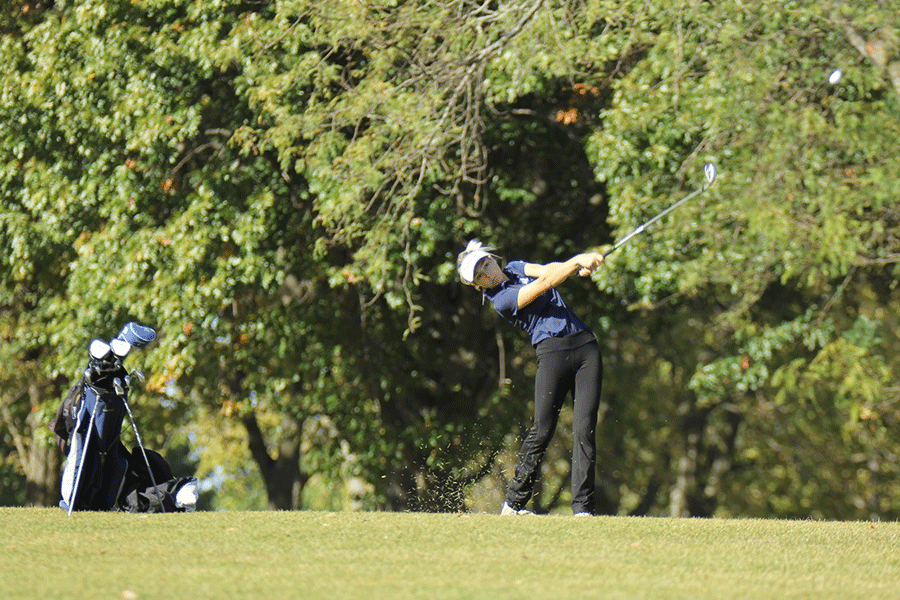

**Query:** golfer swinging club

left=458, top=240, right=604, bottom=516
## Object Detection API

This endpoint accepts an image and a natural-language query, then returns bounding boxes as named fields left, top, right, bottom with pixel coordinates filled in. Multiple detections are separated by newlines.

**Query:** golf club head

left=117, top=322, right=156, bottom=349
left=89, top=339, right=112, bottom=361
left=110, top=338, right=132, bottom=359
left=703, top=163, right=717, bottom=187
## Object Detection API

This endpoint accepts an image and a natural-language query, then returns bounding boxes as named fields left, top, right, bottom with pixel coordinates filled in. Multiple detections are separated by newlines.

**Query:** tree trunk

left=669, top=398, right=743, bottom=518
left=670, top=431, right=699, bottom=517
left=26, top=440, right=60, bottom=506
left=669, top=398, right=705, bottom=517
left=242, top=412, right=307, bottom=510
left=1, top=377, right=62, bottom=506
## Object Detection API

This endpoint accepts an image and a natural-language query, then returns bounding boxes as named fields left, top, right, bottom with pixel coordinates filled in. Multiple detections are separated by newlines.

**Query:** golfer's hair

left=456, top=240, right=499, bottom=287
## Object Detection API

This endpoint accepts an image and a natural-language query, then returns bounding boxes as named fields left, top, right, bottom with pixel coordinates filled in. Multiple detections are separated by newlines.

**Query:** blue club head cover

left=117, top=322, right=156, bottom=348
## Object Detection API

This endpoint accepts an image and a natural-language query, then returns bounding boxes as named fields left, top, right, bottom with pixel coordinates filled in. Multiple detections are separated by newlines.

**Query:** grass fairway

left=2, top=508, right=899, bottom=600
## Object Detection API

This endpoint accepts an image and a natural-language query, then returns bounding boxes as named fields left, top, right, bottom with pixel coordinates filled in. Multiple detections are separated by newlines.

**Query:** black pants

left=506, top=331, right=602, bottom=514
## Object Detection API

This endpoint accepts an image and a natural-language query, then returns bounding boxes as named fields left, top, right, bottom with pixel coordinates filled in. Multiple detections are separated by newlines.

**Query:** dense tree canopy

left=2, top=0, right=898, bottom=518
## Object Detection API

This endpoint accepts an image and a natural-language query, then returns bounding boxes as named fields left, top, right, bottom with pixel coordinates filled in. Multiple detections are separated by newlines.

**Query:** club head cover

left=118, top=322, right=157, bottom=348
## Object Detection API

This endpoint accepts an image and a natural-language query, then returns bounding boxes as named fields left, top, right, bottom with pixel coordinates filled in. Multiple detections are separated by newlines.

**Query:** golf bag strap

left=50, top=377, right=86, bottom=453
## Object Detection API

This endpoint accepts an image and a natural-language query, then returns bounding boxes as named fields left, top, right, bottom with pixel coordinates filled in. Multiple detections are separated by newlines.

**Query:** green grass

left=2, top=508, right=899, bottom=600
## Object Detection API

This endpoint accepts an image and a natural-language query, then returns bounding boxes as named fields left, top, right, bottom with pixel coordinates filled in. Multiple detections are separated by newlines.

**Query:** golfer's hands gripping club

left=576, top=252, right=604, bottom=277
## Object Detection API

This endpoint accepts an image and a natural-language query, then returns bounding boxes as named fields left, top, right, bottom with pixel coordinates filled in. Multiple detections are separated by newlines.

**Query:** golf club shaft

left=67, top=392, right=100, bottom=515
left=603, top=164, right=717, bottom=259
left=122, top=396, right=165, bottom=513
left=603, top=187, right=704, bottom=258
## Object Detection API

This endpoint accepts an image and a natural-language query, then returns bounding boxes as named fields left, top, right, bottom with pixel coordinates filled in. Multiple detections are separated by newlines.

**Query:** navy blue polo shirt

left=484, top=260, right=588, bottom=347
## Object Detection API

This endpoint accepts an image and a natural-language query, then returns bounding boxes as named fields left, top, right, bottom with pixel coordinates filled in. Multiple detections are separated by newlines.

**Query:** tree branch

left=840, top=23, right=900, bottom=96
left=242, top=412, right=274, bottom=478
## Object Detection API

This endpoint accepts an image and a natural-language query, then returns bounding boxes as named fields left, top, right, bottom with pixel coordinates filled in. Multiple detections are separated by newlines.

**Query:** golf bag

left=50, top=322, right=198, bottom=513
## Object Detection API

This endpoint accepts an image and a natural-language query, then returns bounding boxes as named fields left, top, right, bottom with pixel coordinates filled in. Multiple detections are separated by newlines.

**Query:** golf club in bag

left=603, top=163, right=718, bottom=258
left=51, top=322, right=198, bottom=514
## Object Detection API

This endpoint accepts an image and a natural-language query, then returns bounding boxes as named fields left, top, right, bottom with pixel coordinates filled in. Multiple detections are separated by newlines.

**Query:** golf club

left=120, top=383, right=165, bottom=514
left=66, top=391, right=100, bottom=515
left=602, top=162, right=718, bottom=259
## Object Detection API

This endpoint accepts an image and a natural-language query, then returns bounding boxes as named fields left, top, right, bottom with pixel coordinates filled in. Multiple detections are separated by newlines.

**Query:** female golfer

left=458, top=240, right=604, bottom=516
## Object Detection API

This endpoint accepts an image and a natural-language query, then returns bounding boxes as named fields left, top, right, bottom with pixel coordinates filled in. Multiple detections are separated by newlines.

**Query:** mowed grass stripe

left=2, top=508, right=898, bottom=600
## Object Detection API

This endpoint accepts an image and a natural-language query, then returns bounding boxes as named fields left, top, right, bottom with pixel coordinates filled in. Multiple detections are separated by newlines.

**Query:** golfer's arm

left=516, top=259, right=582, bottom=309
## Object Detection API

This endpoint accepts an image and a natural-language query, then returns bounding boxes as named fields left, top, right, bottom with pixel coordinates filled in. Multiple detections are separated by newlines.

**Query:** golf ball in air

left=828, top=69, right=842, bottom=84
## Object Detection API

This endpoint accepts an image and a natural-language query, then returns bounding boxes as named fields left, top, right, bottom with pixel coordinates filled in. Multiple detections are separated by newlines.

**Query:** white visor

left=459, top=250, right=489, bottom=284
